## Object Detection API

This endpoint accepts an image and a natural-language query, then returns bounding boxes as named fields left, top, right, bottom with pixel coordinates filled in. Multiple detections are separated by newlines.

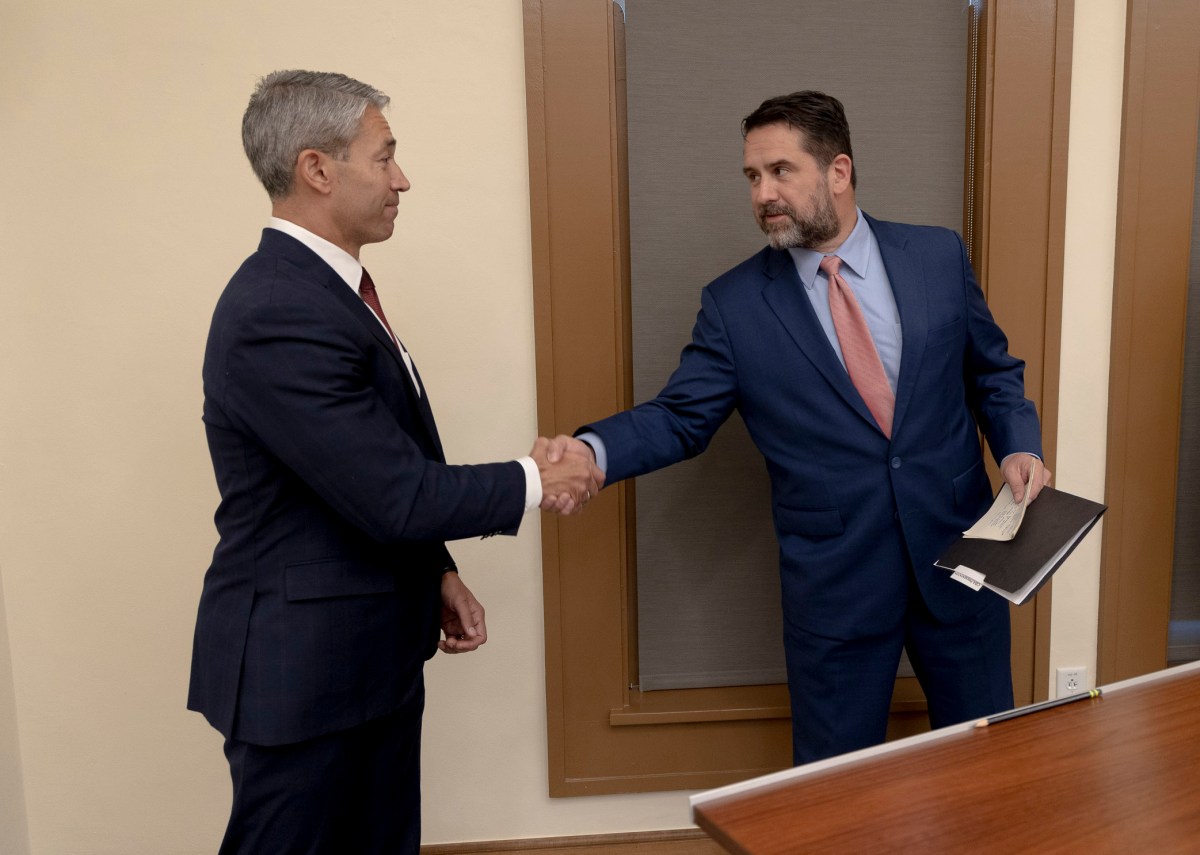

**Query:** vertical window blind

left=1169, top=111, right=1200, bottom=667
left=624, top=0, right=971, bottom=689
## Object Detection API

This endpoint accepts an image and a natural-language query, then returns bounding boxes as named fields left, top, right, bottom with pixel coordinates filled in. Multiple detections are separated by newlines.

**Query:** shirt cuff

left=575, top=431, right=608, bottom=476
left=517, top=456, right=541, bottom=513
left=1000, top=452, right=1042, bottom=468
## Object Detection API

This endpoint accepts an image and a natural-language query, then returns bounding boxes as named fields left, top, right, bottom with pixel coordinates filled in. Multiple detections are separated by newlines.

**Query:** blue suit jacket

left=188, top=229, right=526, bottom=746
left=585, top=215, right=1042, bottom=640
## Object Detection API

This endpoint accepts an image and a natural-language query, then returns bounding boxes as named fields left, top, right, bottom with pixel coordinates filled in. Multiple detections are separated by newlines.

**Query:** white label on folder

left=950, top=565, right=985, bottom=591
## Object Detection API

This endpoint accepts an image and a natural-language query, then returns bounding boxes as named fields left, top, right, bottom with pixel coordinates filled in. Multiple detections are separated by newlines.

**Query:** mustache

left=758, top=203, right=796, bottom=219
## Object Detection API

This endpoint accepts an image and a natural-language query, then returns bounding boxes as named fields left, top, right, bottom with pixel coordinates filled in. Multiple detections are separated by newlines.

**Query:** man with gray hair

left=188, top=70, right=600, bottom=853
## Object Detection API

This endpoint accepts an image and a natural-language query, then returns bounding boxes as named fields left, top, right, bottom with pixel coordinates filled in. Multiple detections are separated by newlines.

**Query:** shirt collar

left=268, top=217, right=363, bottom=291
left=788, top=207, right=871, bottom=288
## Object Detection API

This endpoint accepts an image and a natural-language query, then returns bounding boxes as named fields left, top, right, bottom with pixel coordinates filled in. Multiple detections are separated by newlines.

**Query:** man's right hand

left=530, top=435, right=603, bottom=514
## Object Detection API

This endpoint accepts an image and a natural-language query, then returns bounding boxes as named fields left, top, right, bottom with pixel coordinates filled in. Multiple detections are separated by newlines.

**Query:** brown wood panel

left=525, top=0, right=633, bottom=795
left=526, top=0, right=1073, bottom=796
left=526, top=0, right=792, bottom=797
left=694, top=663, right=1200, bottom=854
left=422, top=828, right=723, bottom=855
left=1099, top=0, right=1200, bottom=684
left=969, top=0, right=1075, bottom=705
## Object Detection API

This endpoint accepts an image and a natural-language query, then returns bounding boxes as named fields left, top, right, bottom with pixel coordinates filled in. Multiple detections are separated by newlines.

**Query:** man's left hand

left=439, top=572, right=487, bottom=653
left=1001, top=453, right=1052, bottom=504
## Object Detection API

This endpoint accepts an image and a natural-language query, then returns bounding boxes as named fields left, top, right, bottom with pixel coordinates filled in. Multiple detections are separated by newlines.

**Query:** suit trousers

left=218, top=680, right=425, bottom=855
left=784, top=577, right=1013, bottom=765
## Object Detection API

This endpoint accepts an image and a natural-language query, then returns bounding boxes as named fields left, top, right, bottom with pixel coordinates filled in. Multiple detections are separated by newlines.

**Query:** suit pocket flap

left=285, top=559, right=398, bottom=601
left=925, top=317, right=964, bottom=348
left=774, top=505, right=844, bottom=537
left=952, top=459, right=989, bottom=507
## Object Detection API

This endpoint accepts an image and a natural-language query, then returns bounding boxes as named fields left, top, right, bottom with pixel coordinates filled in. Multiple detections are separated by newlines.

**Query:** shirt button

left=890, top=457, right=902, bottom=469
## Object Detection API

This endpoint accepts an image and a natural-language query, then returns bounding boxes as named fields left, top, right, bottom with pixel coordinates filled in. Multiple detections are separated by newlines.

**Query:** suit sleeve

left=584, top=286, right=739, bottom=484
left=207, top=290, right=525, bottom=544
left=956, top=234, right=1043, bottom=461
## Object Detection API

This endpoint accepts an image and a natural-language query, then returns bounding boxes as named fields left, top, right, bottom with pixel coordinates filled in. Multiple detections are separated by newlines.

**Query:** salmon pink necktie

left=821, top=254, right=894, bottom=438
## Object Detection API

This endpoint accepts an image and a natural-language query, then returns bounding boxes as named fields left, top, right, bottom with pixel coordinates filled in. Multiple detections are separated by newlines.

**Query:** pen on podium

left=975, top=688, right=1102, bottom=728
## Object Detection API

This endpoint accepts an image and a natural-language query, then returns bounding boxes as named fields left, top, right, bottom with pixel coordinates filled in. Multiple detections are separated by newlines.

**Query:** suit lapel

left=759, top=248, right=881, bottom=430
left=323, top=275, right=446, bottom=459
left=260, top=230, right=446, bottom=460
left=866, top=216, right=929, bottom=440
left=406, top=361, right=446, bottom=462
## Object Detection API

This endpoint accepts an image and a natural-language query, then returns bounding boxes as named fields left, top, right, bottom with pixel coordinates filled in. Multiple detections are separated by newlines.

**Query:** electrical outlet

left=1056, top=666, right=1088, bottom=698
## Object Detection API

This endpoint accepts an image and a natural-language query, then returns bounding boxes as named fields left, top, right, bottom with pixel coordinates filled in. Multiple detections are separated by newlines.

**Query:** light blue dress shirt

left=787, top=208, right=902, bottom=394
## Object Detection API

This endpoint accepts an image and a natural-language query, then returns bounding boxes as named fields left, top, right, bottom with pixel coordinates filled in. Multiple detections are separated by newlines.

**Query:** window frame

left=524, top=0, right=1072, bottom=796
left=1098, top=0, right=1200, bottom=683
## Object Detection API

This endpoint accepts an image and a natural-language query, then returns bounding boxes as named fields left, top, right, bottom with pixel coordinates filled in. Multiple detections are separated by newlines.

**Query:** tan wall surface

left=0, top=573, right=30, bottom=855
left=0, top=0, right=1128, bottom=852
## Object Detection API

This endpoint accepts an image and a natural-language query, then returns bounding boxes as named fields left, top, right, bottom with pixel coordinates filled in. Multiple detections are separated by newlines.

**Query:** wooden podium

left=691, top=660, right=1200, bottom=853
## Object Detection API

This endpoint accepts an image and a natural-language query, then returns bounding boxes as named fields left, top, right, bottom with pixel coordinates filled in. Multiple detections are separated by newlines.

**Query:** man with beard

left=560, top=90, right=1050, bottom=765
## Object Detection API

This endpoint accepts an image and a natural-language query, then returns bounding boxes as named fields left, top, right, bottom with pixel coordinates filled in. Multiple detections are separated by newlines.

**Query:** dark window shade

left=625, top=0, right=969, bottom=690
left=1168, top=109, right=1200, bottom=667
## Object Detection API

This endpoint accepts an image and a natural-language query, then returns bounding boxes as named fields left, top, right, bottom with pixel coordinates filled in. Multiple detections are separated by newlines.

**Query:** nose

left=392, top=163, right=411, bottom=193
left=753, top=175, right=777, bottom=206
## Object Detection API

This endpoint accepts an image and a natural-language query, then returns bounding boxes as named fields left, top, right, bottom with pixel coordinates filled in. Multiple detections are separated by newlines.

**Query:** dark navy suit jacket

left=189, top=229, right=525, bottom=746
left=585, top=215, right=1042, bottom=641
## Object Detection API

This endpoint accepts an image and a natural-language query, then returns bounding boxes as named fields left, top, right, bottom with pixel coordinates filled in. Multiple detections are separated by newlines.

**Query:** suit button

left=890, top=457, right=902, bottom=469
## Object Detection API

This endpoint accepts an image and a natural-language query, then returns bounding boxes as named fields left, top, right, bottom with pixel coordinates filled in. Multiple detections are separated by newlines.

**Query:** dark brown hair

left=742, top=91, right=856, bottom=189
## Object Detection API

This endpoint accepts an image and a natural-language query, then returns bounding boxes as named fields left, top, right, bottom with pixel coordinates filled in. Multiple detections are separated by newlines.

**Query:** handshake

left=529, top=435, right=604, bottom=515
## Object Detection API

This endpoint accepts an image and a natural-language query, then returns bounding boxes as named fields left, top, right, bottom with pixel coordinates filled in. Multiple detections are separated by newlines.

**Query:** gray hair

left=242, top=70, right=390, bottom=199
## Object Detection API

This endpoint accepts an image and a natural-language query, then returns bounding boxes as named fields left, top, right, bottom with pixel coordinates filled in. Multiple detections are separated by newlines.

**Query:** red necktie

left=358, top=268, right=399, bottom=348
left=359, top=268, right=422, bottom=396
left=822, top=255, right=894, bottom=438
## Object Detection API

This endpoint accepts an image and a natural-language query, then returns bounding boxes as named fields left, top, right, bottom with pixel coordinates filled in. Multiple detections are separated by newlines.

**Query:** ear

left=295, top=148, right=335, bottom=196
left=828, top=153, right=854, bottom=195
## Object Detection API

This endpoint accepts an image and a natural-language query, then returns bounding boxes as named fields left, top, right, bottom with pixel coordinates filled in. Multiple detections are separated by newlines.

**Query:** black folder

left=934, top=486, right=1107, bottom=605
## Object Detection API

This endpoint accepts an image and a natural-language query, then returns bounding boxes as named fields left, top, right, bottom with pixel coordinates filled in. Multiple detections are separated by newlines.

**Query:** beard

left=756, top=183, right=841, bottom=250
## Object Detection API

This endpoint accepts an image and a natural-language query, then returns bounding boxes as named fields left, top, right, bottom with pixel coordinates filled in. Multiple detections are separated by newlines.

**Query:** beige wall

left=0, top=1, right=689, bottom=852
left=1049, top=0, right=1126, bottom=695
left=0, top=1, right=1130, bottom=852
left=0, top=574, right=30, bottom=855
